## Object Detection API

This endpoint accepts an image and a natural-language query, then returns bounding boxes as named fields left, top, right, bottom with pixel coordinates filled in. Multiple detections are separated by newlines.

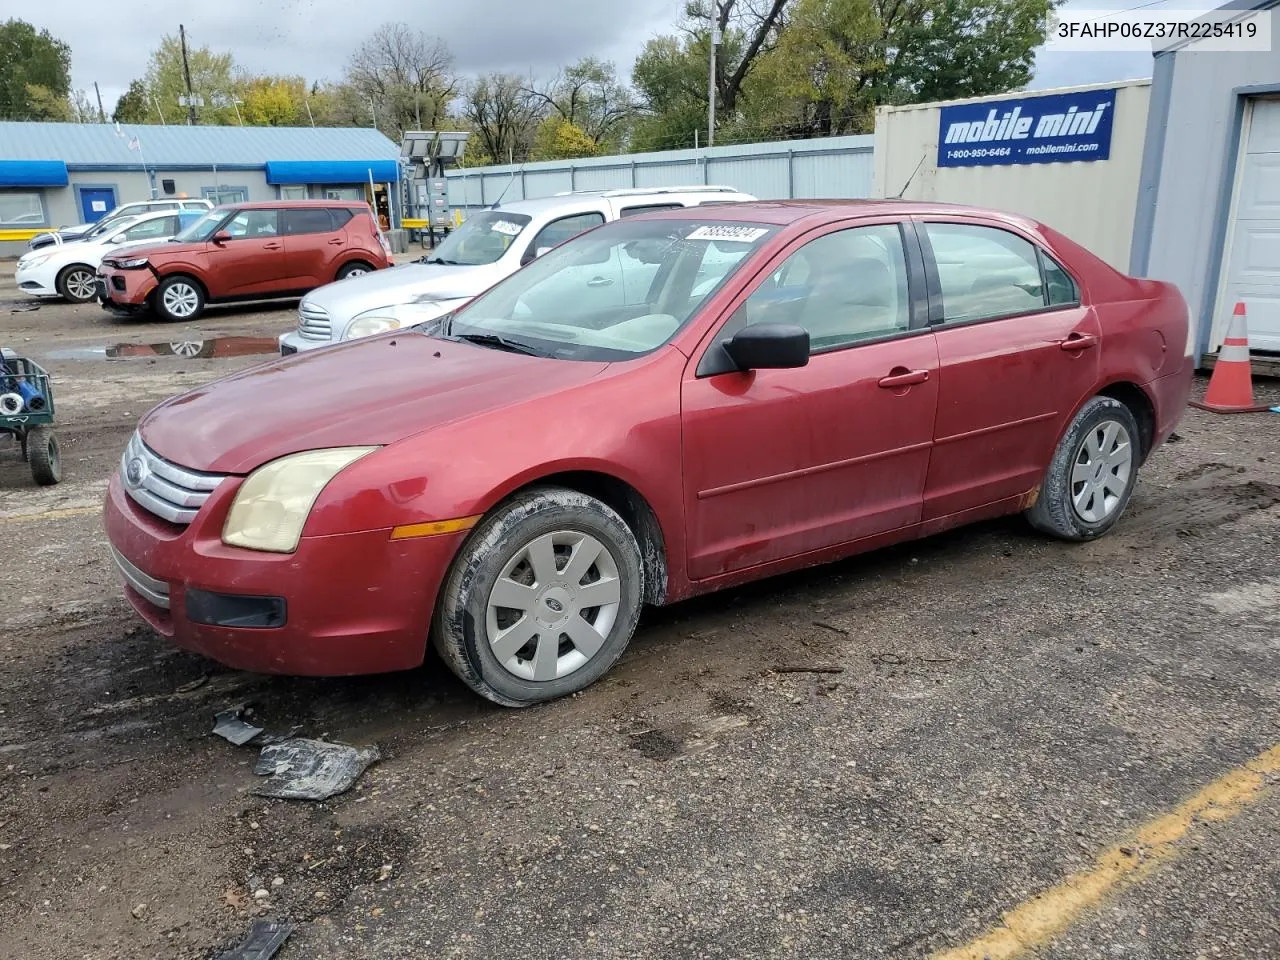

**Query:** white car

left=27, top=198, right=214, bottom=251
left=278, top=186, right=757, bottom=355
left=15, top=209, right=204, bottom=303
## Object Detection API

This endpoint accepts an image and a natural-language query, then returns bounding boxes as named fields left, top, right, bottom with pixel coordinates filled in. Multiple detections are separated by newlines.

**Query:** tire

left=27, top=426, right=61, bottom=486
left=1027, top=396, right=1141, bottom=541
left=55, top=264, right=98, bottom=303
left=336, top=261, right=373, bottom=281
left=154, top=276, right=206, bottom=322
left=433, top=486, right=644, bottom=707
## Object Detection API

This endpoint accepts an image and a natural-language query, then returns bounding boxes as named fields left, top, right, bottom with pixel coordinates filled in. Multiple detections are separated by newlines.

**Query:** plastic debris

left=252, top=738, right=380, bottom=801
left=212, top=707, right=264, bottom=746
left=214, top=920, right=295, bottom=960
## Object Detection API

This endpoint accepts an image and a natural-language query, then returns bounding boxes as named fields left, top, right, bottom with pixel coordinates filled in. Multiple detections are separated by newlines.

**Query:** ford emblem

left=126, top=457, right=145, bottom=487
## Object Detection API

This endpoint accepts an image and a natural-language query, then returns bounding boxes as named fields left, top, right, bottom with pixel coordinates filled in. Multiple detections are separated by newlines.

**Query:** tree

left=631, top=0, right=791, bottom=150
left=526, top=58, right=634, bottom=149
left=345, top=22, right=457, bottom=139
left=239, top=75, right=306, bottom=126
left=113, top=80, right=152, bottom=124
left=531, top=116, right=599, bottom=161
left=460, top=73, right=543, bottom=165
left=754, top=0, right=1054, bottom=137
left=144, top=33, right=239, bottom=124
left=0, top=19, right=71, bottom=120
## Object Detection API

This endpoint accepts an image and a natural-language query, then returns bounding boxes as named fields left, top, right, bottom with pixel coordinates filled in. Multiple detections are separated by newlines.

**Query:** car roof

left=227, top=199, right=367, bottom=210
left=488, top=187, right=753, bottom=218
left=633, top=199, right=1048, bottom=232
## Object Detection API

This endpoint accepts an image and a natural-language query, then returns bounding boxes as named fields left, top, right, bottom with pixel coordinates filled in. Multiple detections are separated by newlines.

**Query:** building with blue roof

left=0, top=122, right=402, bottom=255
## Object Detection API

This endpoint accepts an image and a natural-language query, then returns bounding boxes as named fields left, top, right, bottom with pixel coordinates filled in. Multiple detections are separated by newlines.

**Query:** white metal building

left=872, top=79, right=1153, bottom=271
left=1131, top=0, right=1280, bottom=363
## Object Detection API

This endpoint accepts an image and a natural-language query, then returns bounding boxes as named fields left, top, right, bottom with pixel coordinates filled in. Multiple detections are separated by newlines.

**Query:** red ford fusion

left=104, top=201, right=1193, bottom=706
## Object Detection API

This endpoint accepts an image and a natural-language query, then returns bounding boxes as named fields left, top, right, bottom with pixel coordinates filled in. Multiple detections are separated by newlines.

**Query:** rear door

left=282, top=207, right=340, bottom=286
left=917, top=218, right=1100, bottom=521
left=207, top=208, right=285, bottom=297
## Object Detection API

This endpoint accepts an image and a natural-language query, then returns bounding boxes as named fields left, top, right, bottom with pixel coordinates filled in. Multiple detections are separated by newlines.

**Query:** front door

left=79, top=187, right=116, bottom=223
left=681, top=221, right=939, bottom=581
left=918, top=219, right=1101, bottom=520
left=206, top=208, right=286, bottom=297
left=1218, top=97, right=1280, bottom=351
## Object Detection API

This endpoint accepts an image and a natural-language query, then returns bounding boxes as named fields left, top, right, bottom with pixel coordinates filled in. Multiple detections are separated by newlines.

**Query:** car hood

left=302, top=260, right=509, bottom=323
left=138, top=333, right=610, bottom=474
left=105, top=239, right=205, bottom=262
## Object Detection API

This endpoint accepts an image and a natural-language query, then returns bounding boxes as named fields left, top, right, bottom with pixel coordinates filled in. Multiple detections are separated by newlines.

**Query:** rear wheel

left=154, top=276, right=206, bottom=322
left=1027, top=396, right=1140, bottom=541
left=433, top=487, right=644, bottom=707
left=55, top=264, right=97, bottom=303
left=26, top=426, right=61, bottom=485
left=336, top=261, right=373, bottom=281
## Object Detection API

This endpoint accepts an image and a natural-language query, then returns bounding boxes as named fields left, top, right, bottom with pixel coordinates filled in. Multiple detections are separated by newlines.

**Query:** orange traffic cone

left=1190, top=301, right=1271, bottom=413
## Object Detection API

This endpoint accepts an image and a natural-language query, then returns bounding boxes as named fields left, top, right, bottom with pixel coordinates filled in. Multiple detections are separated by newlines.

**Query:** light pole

left=707, top=2, right=720, bottom=148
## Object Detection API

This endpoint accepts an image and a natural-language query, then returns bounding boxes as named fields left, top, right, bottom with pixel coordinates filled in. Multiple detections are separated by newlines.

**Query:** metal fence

left=441, top=134, right=875, bottom=210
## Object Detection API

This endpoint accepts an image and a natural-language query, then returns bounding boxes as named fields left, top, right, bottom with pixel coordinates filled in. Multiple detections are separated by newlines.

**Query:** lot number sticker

left=491, top=220, right=524, bottom=236
left=686, top=225, right=769, bottom=243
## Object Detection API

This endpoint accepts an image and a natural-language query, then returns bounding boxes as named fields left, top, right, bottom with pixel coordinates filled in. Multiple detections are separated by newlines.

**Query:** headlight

left=222, top=447, right=378, bottom=553
left=18, top=254, right=50, bottom=269
left=345, top=313, right=401, bottom=340
left=116, top=257, right=149, bottom=269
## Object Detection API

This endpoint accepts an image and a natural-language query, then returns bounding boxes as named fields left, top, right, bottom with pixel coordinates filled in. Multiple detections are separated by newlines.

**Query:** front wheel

left=154, top=276, right=206, bottom=322
left=1027, top=396, right=1141, bottom=541
left=433, top=487, right=644, bottom=707
left=56, top=264, right=97, bottom=303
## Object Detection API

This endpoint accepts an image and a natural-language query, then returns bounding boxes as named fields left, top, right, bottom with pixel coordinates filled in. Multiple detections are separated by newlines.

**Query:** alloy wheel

left=162, top=283, right=200, bottom=319
left=65, top=269, right=96, bottom=301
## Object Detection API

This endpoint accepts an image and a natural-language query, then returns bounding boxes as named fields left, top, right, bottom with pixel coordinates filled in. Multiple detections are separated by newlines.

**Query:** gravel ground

left=0, top=269, right=1277, bottom=960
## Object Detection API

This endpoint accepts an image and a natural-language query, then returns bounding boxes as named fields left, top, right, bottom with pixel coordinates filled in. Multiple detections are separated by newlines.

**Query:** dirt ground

left=0, top=268, right=1277, bottom=960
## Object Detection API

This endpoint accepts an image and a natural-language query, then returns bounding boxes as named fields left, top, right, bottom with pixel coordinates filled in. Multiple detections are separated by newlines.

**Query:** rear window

left=329, top=208, right=354, bottom=228
left=283, top=208, right=337, bottom=235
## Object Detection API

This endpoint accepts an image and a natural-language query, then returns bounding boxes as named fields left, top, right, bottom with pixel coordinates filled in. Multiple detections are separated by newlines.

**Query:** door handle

left=1059, top=333, right=1098, bottom=352
left=586, top=276, right=614, bottom=287
left=328, top=238, right=343, bottom=245
left=263, top=242, right=282, bottom=250
left=878, top=368, right=930, bottom=389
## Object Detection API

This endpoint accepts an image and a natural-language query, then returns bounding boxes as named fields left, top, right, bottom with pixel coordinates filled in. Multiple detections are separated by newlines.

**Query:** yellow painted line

left=402, top=218, right=430, bottom=229
left=0, top=228, right=44, bottom=241
left=390, top=514, right=481, bottom=540
left=931, top=743, right=1280, bottom=960
left=0, top=505, right=102, bottom=525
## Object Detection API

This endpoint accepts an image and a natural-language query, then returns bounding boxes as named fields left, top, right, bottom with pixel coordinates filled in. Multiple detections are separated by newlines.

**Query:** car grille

left=121, top=431, right=227, bottom=525
left=297, top=301, right=333, bottom=341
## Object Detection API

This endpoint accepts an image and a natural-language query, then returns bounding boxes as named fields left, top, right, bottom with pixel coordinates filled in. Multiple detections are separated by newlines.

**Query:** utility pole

left=93, top=82, right=106, bottom=123
left=179, top=24, right=197, bottom=125
left=707, top=1, right=720, bottom=148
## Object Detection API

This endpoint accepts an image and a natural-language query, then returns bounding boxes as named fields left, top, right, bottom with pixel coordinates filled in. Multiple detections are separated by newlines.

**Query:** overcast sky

left=20, top=0, right=1179, bottom=117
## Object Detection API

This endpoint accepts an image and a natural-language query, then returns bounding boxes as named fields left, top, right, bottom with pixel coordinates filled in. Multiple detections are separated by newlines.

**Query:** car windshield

left=86, top=214, right=137, bottom=238
left=442, top=217, right=778, bottom=362
left=425, top=211, right=533, bottom=266
left=173, top=208, right=231, bottom=243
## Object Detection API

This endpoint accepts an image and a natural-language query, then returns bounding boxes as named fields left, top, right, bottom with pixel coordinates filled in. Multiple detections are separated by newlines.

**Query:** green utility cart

left=1, top=348, right=61, bottom=486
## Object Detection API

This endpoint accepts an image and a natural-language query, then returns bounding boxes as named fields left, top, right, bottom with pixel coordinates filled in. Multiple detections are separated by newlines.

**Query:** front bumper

left=104, top=470, right=464, bottom=676
left=14, top=265, right=57, bottom=297
left=96, top=267, right=157, bottom=307
left=278, top=330, right=330, bottom=355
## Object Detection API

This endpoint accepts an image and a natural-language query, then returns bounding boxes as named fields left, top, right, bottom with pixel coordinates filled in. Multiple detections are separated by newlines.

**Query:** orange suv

left=96, top=200, right=392, bottom=322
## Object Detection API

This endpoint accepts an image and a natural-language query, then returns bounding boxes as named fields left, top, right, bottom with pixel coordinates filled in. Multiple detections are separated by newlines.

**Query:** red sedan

left=104, top=201, right=1193, bottom=706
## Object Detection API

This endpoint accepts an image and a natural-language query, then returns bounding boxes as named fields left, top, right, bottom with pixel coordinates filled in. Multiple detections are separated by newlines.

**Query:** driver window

left=123, top=216, right=176, bottom=241
left=224, top=210, right=279, bottom=238
left=734, top=224, right=911, bottom=352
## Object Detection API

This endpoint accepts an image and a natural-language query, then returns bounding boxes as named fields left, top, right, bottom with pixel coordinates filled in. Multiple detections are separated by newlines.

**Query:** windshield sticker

left=490, top=220, right=524, bottom=236
left=685, top=225, right=769, bottom=243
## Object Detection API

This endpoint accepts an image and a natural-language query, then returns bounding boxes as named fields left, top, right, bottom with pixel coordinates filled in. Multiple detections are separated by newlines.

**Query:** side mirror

left=212, top=230, right=232, bottom=245
left=723, top=323, right=810, bottom=371
left=109, top=233, right=127, bottom=243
